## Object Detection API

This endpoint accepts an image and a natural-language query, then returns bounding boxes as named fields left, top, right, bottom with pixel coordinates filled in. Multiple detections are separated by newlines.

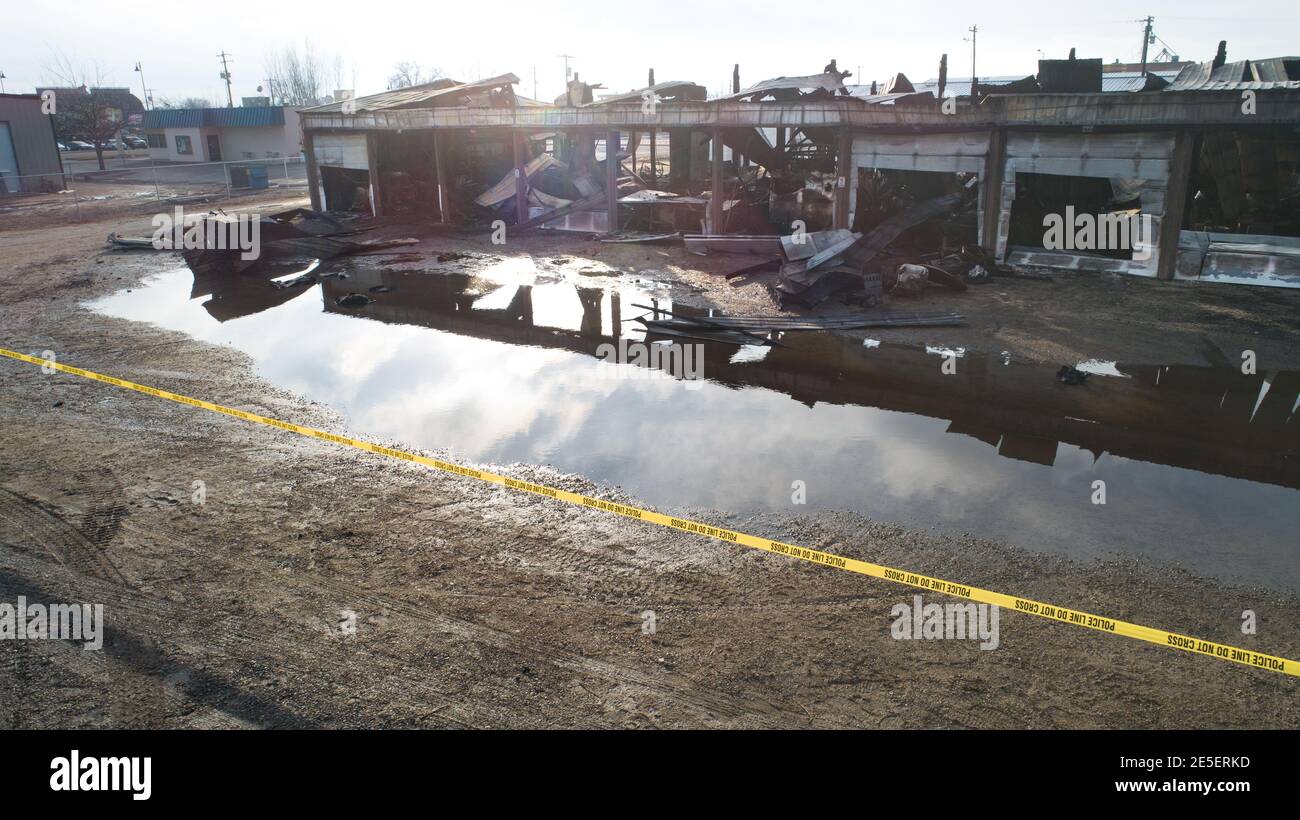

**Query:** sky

left=2, top=0, right=1296, bottom=104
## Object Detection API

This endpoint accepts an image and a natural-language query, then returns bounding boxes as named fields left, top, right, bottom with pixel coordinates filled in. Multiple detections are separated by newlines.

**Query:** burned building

left=299, top=50, right=1300, bottom=289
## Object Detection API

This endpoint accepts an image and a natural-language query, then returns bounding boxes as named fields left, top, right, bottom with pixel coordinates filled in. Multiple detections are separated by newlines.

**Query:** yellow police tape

left=3, top=345, right=1297, bottom=678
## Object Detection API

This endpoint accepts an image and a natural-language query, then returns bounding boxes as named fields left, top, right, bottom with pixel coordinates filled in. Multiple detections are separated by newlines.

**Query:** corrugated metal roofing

left=587, top=81, right=707, bottom=106
left=303, top=74, right=520, bottom=114
left=1101, top=72, right=1172, bottom=92
left=867, top=69, right=1183, bottom=98
left=142, top=109, right=203, bottom=128
left=842, top=91, right=936, bottom=106
left=1253, top=57, right=1300, bottom=83
left=865, top=75, right=1026, bottom=98
left=722, top=73, right=847, bottom=101
left=1166, top=57, right=1300, bottom=91
left=142, top=107, right=286, bottom=129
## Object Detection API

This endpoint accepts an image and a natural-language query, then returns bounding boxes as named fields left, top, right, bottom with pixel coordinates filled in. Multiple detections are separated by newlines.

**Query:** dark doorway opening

left=320, top=166, right=371, bottom=212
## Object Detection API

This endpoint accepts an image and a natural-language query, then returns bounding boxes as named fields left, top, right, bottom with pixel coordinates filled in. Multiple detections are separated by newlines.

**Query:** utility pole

left=133, top=62, right=149, bottom=110
left=558, top=54, right=575, bottom=104
left=218, top=51, right=234, bottom=108
left=966, top=25, right=978, bottom=85
left=1138, top=16, right=1154, bottom=76
left=532, top=66, right=537, bottom=100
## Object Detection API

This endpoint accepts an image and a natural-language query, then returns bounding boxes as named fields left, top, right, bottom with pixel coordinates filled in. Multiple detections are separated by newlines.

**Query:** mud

left=2, top=197, right=1298, bottom=728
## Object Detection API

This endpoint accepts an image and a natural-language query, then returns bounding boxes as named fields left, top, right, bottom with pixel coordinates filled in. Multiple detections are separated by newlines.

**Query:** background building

left=0, top=93, right=64, bottom=194
left=141, top=106, right=303, bottom=163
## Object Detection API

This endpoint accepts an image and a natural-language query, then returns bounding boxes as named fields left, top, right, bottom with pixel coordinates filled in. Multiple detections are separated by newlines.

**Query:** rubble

left=893, top=264, right=930, bottom=295
left=684, top=235, right=784, bottom=255
left=105, top=233, right=162, bottom=250
left=637, top=308, right=966, bottom=333
left=175, top=207, right=418, bottom=275
left=475, top=154, right=568, bottom=208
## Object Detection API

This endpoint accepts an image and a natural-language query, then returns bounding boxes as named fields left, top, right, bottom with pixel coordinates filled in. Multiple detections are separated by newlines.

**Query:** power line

left=558, top=53, right=575, bottom=105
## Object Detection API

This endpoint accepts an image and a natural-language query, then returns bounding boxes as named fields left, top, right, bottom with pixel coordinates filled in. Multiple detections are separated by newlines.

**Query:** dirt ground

left=0, top=174, right=306, bottom=232
left=1, top=196, right=1298, bottom=729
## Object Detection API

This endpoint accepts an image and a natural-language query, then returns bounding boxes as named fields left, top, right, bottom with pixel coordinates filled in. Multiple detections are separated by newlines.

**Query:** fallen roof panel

left=683, top=235, right=784, bottom=255
left=586, top=81, right=707, bottom=106
left=304, top=74, right=521, bottom=114
left=840, top=90, right=936, bottom=105
left=475, top=153, right=567, bottom=208
left=722, top=72, right=847, bottom=101
left=1166, top=58, right=1300, bottom=91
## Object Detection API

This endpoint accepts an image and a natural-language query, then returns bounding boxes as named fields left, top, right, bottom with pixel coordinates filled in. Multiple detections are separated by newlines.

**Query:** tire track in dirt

left=0, top=486, right=127, bottom=585
left=0, top=469, right=799, bottom=727
left=0, top=545, right=510, bottom=728
left=106, top=516, right=801, bottom=727
left=0, top=405, right=843, bottom=726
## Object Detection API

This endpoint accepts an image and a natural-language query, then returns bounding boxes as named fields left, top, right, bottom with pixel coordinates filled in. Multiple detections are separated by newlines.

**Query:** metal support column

left=833, top=128, right=851, bottom=229
left=606, top=130, right=620, bottom=233
left=513, top=130, right=529, bottom=225
left=710, top=127, right=723, bottom=233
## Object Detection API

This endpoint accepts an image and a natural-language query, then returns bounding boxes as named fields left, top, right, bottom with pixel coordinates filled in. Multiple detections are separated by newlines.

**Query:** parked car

left=66, top=140, right=95, bottom=151
left=124, top=136, right=147, bottom=149
left=57, top=142, right=69, bottom=152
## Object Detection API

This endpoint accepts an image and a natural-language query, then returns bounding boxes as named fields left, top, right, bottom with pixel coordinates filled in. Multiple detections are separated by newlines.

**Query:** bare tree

left=331, top=55, right=347, bottom=94
left=156, top=96, right=215, bottom=109
left=264, top=41, right=332, bottom=106
left=387, top=61, right=442, bottom=90
left=42, top=53, right=141, bottom=170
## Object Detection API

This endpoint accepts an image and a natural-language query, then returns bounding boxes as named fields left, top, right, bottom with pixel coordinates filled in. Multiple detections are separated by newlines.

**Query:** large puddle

left=90, top=256, right=1300, bottom=592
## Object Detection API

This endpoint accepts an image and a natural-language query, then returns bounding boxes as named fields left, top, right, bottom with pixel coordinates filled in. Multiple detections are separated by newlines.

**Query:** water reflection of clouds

left=89, top=269, right=1300, bottom=592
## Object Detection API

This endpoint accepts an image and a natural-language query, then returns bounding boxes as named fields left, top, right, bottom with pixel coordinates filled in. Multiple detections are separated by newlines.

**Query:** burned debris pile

left=633, top=303, right=964, bottom=346
left=190, top=209, right=417, bottom=275
left=687, top=178, right=997, bottom=310
left=109, top=207, right=419, bottom=274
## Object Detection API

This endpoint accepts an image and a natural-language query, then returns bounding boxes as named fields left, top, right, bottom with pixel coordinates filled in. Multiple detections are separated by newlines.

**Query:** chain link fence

left=0, top=155, right=308, bottom=225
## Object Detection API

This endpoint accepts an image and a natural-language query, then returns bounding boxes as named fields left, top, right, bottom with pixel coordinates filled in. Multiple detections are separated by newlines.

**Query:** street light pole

left=134, top=62, right=149, bottom=110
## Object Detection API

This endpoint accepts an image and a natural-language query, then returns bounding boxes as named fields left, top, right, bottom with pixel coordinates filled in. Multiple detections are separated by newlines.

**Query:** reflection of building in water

left=190, top=263, right=315, bottom=323
left=190, top=262, right=1299, bottom=490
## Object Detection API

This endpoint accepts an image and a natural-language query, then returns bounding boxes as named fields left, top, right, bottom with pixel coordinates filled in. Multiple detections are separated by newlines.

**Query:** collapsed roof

left=586, top=81, right=708, bottom=106
left=722, top=72, right=849, bottom=102
left=303, top=74, right=521, bottom=114
left=1166, top=57, right=1300, bottom=91
left=299, top=53, right=1300, bottom=119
